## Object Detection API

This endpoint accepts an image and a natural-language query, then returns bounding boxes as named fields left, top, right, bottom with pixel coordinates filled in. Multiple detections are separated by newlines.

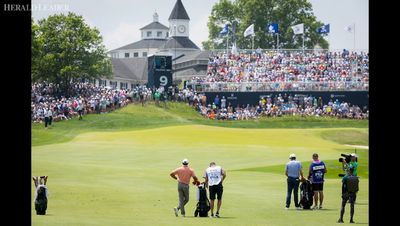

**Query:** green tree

left=32, top=12, right=112, bottom=96
left=202, top=0, right=328, bottom=50
left=202, top=0, right=239, bottom=50
left=31, top=18, right=42, bottom=82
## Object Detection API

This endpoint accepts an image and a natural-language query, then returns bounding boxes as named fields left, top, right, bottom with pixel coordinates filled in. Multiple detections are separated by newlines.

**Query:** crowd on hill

left=31, top=82, right=133, bottom=123
left=31, top=81, right=368, bottom=124
left=187, top=50, right=369, bottom=92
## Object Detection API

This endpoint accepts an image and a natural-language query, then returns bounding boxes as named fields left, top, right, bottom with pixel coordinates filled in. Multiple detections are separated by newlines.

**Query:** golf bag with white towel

left=33, top=176, right=49, bottom=215
left=194, top=183, right=210, bottom=217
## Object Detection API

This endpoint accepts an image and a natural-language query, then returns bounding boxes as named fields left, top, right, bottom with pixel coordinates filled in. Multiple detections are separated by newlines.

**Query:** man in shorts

left=204, top=162, right=226, bottom=218
left=308, top=153, right=327, bottom=209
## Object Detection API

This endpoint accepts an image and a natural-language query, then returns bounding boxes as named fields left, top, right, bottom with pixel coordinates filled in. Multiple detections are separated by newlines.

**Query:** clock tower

left=168, top=0, right=189, bottom=37
left=159, top=0, right=199, bottom=59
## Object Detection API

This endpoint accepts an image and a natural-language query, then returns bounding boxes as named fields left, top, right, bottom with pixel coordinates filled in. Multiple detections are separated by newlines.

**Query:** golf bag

left=35, top=185, right=48, bottom=215
left=299, top=180, right=314, bottom=209
left=33, top=176, right=48, bottom=215
left=194, top=184, right=210, bottom=217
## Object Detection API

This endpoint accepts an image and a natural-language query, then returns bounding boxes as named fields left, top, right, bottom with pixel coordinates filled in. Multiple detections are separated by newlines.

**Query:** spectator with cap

left=170, top=158, right=199, bottom=217
left=285, top=153, right=304, bottom=210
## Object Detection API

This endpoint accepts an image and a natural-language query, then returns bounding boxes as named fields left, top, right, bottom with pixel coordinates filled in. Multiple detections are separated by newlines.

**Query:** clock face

left=178, top=25, right=186, bottom=33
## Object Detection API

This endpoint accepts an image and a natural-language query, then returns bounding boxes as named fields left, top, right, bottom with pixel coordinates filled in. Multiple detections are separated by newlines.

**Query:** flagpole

left=226, top=34, right=229, bottom=54
left=327, top=34, right=329, bottom=51
left=252, top=35, right=254, bottom=52
left=302, top=33, right=305, bottom=54
left=353, top=23, right=356, bottom=51
left=277, top=33, right=279, bottom=50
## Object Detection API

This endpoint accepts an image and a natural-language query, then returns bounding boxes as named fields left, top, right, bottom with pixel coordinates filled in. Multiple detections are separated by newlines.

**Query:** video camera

left=338, top=154, right=351, bottom=164
left=338, top=153, right=358, bottom=163
left=338, top=153, right=358, bottom=177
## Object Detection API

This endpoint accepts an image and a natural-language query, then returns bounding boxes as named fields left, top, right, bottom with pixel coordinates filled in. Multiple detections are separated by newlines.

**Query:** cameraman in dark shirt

left=338, top=167, right=359, bottom=223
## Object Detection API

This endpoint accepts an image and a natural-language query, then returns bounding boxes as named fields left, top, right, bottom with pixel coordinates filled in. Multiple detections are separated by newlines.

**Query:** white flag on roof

left=244, top=24, right=255, bottom=37
left=291, top=23, right=304, bottom=34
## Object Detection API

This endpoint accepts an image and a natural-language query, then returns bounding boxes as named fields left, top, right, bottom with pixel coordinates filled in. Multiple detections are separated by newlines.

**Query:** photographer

left=341, top=153, right=358, bottom=176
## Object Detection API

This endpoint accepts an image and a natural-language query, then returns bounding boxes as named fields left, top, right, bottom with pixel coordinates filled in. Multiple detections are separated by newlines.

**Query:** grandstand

left=184, top=49, right=368, bottom=107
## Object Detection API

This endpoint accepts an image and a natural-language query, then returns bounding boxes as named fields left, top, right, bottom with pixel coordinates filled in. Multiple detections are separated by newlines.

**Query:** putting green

left=32, top=125, right=368, bottom=225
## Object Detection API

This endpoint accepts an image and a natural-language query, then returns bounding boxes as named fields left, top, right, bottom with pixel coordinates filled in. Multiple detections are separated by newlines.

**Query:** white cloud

left=103, top=22, right=142, bottom=51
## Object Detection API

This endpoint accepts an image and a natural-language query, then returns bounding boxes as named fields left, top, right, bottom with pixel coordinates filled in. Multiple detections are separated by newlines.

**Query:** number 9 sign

left=160, top=76, right=168, bottom=86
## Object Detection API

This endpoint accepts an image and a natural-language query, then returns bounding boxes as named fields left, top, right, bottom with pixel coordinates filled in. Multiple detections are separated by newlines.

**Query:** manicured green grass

left=320, top=129, right=369, bottom=146
left=32, top=102, right=368, bottom=226
left=236, top=148, right=368, bottom=179
left=32, top=102, right=368, bottom=146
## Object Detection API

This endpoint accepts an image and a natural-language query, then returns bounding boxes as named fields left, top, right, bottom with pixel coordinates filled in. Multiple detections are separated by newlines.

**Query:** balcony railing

left=186, top=81, right=369, bottom=92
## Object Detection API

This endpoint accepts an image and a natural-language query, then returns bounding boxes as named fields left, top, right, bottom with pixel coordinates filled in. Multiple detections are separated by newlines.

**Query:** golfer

left=285, top=153, right=304, bottom=210
left=170, top=159, right=199, bottom=217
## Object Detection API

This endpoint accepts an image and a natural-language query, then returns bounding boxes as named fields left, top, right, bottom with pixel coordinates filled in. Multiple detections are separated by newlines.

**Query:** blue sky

left=32, top=0, right=368, bottom=51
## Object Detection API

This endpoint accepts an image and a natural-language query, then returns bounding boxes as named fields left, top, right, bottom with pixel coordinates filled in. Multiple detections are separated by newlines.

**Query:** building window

left=110, top=81, right=117, bottom=89
left=120, top=82, right=127, bottom=90
left=143, top=52, right=147, bottom=57
left=134, top=52, right=139, bottom=57
left=166, top=32, right=169, bottom=38
left=131, top=84, right=135, bottom=90
left=98, top=79, right=107, bottom=87
left=157, top=31, right=162, bottom=37
left=147, top=31, right=152, bottom=37
left=125, top=53, right=129, bottom=58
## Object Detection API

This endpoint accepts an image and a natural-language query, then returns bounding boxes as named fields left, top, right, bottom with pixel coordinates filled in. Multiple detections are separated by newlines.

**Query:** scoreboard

left=147, top=55, right=173, bottom=88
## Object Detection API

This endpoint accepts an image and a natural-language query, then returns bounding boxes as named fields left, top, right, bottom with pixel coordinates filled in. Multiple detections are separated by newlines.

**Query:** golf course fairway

left=32, top=103, right=368, bottom=225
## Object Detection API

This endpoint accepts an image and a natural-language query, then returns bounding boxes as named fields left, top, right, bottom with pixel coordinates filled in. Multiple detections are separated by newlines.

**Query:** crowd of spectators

left=187, top=50, right=369, bottom=92
left=31, top=82, right=133, bottom=124
left=189, top=93, right=368, bottom=121
left=31, top=50, right=369, bottom=124
left=31, top=83, right=368, bottom=125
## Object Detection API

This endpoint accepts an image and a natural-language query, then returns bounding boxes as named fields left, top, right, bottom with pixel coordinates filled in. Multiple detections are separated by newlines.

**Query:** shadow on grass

left=187, top=216, right=236, bottom=219
left=286, top=208, right=338, bottom=211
